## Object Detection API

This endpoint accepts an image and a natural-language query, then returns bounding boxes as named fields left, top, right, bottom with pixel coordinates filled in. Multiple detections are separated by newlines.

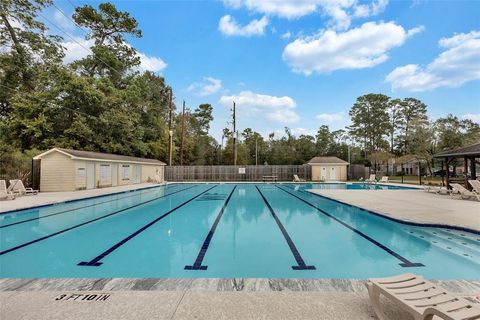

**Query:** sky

left=45, top=0, right=480, bottom=141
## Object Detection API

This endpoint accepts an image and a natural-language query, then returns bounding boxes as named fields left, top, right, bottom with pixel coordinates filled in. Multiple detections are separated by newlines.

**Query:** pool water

left=308, top=182, right=417, bottom=190
left=0, top=183, right=478, bottom=279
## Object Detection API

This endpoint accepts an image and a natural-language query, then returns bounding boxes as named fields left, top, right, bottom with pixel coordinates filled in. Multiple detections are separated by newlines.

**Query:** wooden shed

left=33, top=148, right=166, bottom=192
left=308, top=156, right=349, bottom=181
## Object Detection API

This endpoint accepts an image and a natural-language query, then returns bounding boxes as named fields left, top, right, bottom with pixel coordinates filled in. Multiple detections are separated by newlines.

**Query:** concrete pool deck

left=307, top=189, right=480, bottom=232
left=1, top=278, right=479, bottom=319
left=0, top=183, right=163, bottom=213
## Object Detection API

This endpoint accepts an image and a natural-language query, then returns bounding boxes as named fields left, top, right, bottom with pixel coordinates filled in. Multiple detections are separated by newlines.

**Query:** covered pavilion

left=432, top=142, right=480, bottom=189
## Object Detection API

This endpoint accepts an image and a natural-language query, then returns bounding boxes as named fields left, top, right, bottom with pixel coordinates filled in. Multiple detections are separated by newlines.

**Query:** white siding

left=39, top=151, right=75, bottom=192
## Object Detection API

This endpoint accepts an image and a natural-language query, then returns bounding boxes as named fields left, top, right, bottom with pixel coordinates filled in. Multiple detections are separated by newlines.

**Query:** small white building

left=34, top=148, right=166, bottom=192
left=308, top=156, right=349, bottom=181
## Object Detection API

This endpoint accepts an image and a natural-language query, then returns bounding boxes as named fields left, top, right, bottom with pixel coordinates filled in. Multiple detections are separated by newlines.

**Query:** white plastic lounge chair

left=358, top=177, right=364, bottom=182
left=423, top=186, right=451, bottom=195
left=367, top=273, right=480, bottom=320
left=0, top=180, right=15, bottom=200
left=293, top=174, right=305, bottom=182
left=468, top=180, right=480, bottom=195
left=449, top=183, right=480, bottom=201
left=365, top=174, right=377, bottom=183
left=9, top=179, right=38, bottom=195
left=379, top=176, right=389, bottom=183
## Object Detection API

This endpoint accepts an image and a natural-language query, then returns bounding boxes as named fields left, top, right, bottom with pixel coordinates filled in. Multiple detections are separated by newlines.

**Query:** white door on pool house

left=132, top=165, right=141, bottom=183
left=86, top=162, right=95, bottom=189
left=320, top=167, right=327, bottom=181
left=111, top=163, right=118, bottom=186
left=330, top=167, right=337, bottom=180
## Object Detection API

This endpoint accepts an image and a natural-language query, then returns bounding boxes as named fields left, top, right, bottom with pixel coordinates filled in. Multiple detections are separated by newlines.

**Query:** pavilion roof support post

left=446, top=157, right=452, bottom=190
left=464, top=157, right=469, bottom=189
left=441, top=159, right=445, bottom=187
left=470, top=157, right=477, bottom=181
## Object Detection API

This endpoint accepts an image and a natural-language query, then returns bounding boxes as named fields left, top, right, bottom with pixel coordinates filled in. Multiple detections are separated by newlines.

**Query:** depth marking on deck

left=0, top=185, right=198, bottom=256
left=78, top=185, right=217, bottom=267
left=255, top=186, right=316, bottom=271
left=277, top=185, right=424, bottom=268
left=0, top=184, right=182, bottom=229
left=185, top=186, right=237, bottom=270
left=55, top=293, right=111, bottom=302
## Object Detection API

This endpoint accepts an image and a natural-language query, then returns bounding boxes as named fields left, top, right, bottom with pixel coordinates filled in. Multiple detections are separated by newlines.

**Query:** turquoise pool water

left=0, top=183, right=478, bottom=279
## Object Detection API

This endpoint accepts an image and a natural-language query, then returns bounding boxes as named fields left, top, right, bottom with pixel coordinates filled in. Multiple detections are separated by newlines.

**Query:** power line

left=50, top=2, right=89, bottom=36
left=65, top=0, right=79, bottom=12
left=39, top=7, right=126, bottom=78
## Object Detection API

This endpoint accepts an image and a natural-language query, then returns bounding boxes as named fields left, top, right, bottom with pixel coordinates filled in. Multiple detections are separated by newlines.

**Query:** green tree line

left=1, top=1, right=479, bottom=180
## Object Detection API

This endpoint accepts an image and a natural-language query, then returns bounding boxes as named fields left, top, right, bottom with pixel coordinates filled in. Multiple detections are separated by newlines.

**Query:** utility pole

left=232, top=101, right=237, bottom=166
left=255, top=137, right=258, bottom=166
left=179, top=100, right=186, bottom=166
left=168, top=87, right=173, bottom=166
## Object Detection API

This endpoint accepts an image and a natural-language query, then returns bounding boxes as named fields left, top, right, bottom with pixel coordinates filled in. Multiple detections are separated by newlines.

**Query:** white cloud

left=218, top=15, right=269, bottom=37
left=283, top=21, right=421, bottom=75
left=462, top=114, right=480, bottom=123
left=187, top=77, right=222, bottom=96
left=61, top=36, right=93, bottom=64
left=223, top=0, right=388, bottom=30
left=291, top=127, right=317, bottom=136
left=281, top=31, right=292, bottom=39
left=386, top=30, right=480, bottom=91
left=219, top=90, right=299, bottom=123
left=137, top=52, right=167, bottom=73
left=316, top=112, right=345, bottom=122
left=53, top=10, right=76, bottom=31
left=60, top=37, right=166, bottom=73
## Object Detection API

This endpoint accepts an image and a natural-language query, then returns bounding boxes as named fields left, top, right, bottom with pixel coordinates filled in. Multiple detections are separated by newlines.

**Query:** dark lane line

left=78, top=185, right=218, bottom=267
left=0, top=184, right=182, bottom=229
left=0, top=185, right=198, bottom=256
left=276, top=185, right=424, bottom=268
left=255, top=186, right=316, bottom=271
left=185, top=186, right=237, bottom=270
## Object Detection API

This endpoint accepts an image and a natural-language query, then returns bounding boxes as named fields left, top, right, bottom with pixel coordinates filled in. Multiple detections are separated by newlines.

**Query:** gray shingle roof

left=55, top=148, right=166, bottom=165
left=308, top=156, right=349, bottom=164
left=432, top=143, right=480, bottom=158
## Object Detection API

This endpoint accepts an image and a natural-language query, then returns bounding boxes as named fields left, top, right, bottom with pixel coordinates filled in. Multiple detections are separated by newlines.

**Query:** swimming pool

left=1, top=183, right=478, bottom=279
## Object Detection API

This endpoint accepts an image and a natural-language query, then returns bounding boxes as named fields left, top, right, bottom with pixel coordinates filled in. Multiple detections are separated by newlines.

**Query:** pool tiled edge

left=1, top=278, right=479, bottom=293
left=305, top=189, right=480, bottom=235
left=0, top=183, right=175, bottom=215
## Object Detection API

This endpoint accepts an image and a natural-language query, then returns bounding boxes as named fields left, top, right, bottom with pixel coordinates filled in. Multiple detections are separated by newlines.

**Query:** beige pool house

left=308, top=156, right=349, bottom=181
left=33, top=148, right=166, bottom=192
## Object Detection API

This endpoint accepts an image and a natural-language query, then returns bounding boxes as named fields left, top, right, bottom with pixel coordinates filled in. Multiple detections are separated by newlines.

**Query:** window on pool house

left=122, top=165, right=130, bottom=180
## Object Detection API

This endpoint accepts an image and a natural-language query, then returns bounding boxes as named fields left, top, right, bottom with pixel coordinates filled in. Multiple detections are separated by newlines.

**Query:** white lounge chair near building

left=293, top=174, right=305, bottom=182
left=9, top=179, right=38, bottom=196
left=449, top=183, right=480, bottom=201
left=0, top=180, right=16, bottom=200
left=468, top=179, right=480, bottom=195
left=367, top=273, right=480, bottom=320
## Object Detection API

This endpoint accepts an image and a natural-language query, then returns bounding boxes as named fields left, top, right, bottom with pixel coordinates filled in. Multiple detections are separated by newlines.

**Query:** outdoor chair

left=449, top=183, right=480, bottom=201
left=423, top=186, right=450, bottom=195
left=468, top=180, right=480, bottom=195
left=293, top=174, right=305, bottom=182
left=379, top=176, right=389, bottom=183
left=0, top=180, right=15, bottom=200
left=365, top=174, right=377, bottom=183
left=367, top=273, right=480, bottom=320
left=9, top=179, right=38, bottom=196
